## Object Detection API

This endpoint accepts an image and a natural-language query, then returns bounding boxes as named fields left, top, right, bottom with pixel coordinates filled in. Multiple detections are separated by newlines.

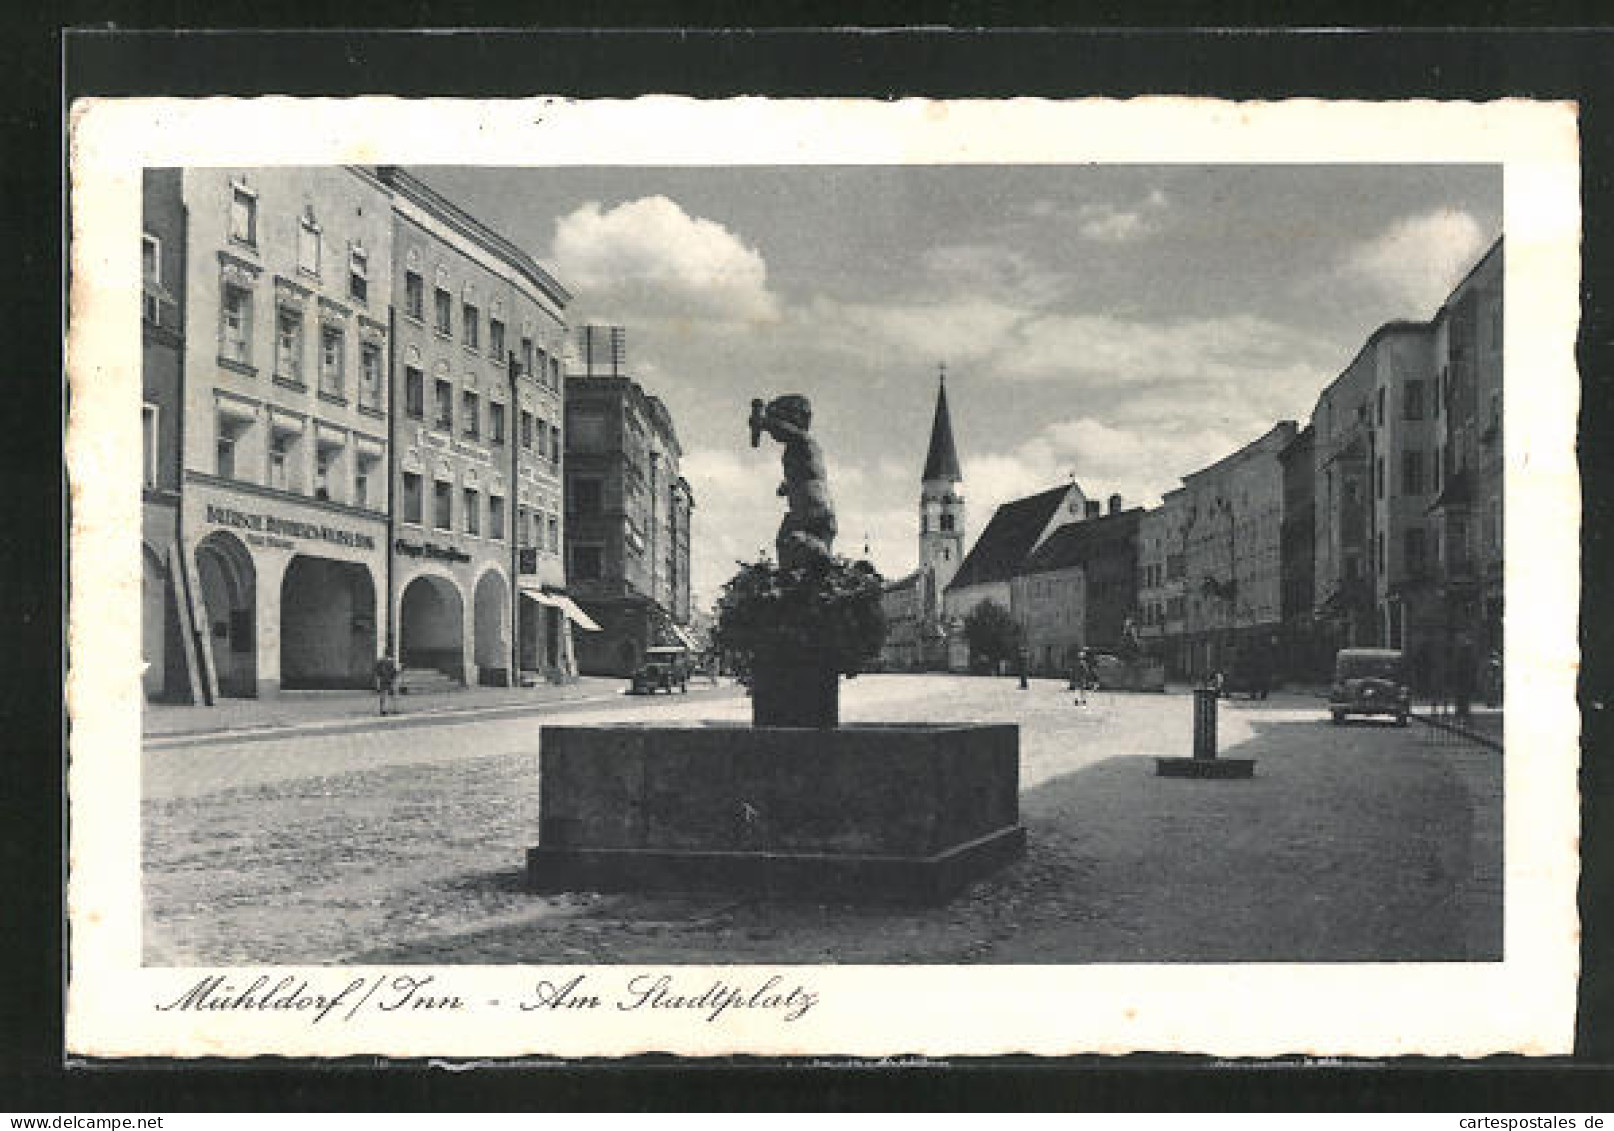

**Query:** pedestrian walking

left=375, top=649, right=399, bottom=716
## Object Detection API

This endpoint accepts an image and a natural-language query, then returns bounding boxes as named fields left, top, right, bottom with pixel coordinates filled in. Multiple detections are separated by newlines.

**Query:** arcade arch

left=194, top=530, right=257, bottom=698
left=399, top=573, right=464, bottom=681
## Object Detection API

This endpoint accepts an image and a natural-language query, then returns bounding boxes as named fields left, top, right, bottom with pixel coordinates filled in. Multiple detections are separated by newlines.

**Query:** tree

left=962, top=599, right=1022, bottom=671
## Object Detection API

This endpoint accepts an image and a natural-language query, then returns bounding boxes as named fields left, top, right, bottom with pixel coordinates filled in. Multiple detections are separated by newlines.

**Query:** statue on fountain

left=750, top=394, right=837, bottom=571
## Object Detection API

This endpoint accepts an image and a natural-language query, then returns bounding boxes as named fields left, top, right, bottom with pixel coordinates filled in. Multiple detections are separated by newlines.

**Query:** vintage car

left=629, top=646, right=691, bottom=695
left=1328, top=647, right=1410, bottom=725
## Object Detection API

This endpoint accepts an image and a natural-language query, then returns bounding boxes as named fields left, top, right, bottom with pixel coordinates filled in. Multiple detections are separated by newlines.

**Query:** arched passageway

left=472, top=569, right=509, bottom=686
left=400, top=574, right=464, bottom=681
left=280, top=556, right=377, bottom=689
left=195, top=531, right=257, bottom=698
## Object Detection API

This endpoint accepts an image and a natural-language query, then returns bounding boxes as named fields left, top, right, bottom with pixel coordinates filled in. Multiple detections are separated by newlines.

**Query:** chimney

left=1108, top=493, right=1122, bottom=515
left=1084, top=500, right=1101, bottom=520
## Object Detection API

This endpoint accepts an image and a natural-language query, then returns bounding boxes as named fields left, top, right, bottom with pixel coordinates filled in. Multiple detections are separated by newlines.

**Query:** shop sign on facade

left=204, top=503, right=377, bottom=551
left=394, top=538, right=473, bottom=564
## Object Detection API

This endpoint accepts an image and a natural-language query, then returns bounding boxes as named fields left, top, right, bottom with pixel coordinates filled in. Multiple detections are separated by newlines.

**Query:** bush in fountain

left=713, top=555, right=887, bottom=677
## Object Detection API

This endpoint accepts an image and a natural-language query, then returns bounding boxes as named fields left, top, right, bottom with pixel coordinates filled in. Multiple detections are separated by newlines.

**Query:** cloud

left=1344, top=208, right=1489, bottom=313
left=966, top=417, right=1252, bottom=522
left=549, top=196, right=780, bottom=323
left=1026, top=189, right=1170, bottom=243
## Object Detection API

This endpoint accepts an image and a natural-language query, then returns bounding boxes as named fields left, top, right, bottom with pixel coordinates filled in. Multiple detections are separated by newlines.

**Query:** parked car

left=629, top=646, right=691, bottom=695
left=1328, top=647, right=1410, bottom=725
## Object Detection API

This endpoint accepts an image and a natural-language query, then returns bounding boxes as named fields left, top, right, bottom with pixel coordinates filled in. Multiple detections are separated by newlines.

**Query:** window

left=1376, top=531, right=1385, bottom=575
left=220, top=283, right=252, bottom=364
left=489, top=319, right=505, bottom=360
left=229, top=183, right=257, bottom=246
left=402, top=472, right=423, bottom=524
left=297, top=214, right=321, bottom=276
left=489, top=401, right=506, bottom=444
left=549, top=356, right=560, bottom=389
left=489, top=494, right=505, bottom=540
left=405, top=271, right=424, bottom=320
left=520, top=410, right=534, bottom=449
left=359, top=344, right=383, bottom=409
left=276, top=307, right=304, bottom=382
left=1404, top=379, right=1425, bottom=421
left=348, top=246, right=368, bottom=303
left=1402, top=450, right=1424, bottom=495
left=319, top=325, right=345, bottom=395
left=572, top=545, right=603, bottom=581
left=1376, top=386, right=1385, bottom=426
left=516, top=506, right=530, bottom=547
left=433, top=480, right=453, bottom=530
left=570, top=478, right=602, bottom=515
left=354, top=455, right=377, bottom=509
left=405, top=366, right=424, bottom=418
left=434, top=287, right=453, bottom=335
left=142, top=404, right=159, bottom=488
left=536, top=415, right=549, bottom=458
left=142, top=234, right=160, bottom=287
left=435, top=379, right=454, bottom=430
left=269, top=434, right=291, bottom=491
left=547, top=516, right=558, bottom=551
left=462, top=390, right=480, bottom=438
left=1405, top=527, right=1427, bottom=574
left=463, top=488, right=480, bottom=535
left=521, top=337, right=533, bottom=376
left=940, top=512, right=955, bottom=532
left=216, top=431, right=236, bottom=478
left=314, top=448, right=332, bottom=501
left=550, top=424, right=561, bottom=466
left=569, top=408, right=606, bottom=451
left=462, top=302, right=479, bottom=350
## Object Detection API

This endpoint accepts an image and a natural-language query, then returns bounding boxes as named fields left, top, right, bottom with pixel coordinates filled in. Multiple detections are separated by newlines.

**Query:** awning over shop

left=516, top=578, right=602, bottom=632
left=671, top=625, right=701, bottom=651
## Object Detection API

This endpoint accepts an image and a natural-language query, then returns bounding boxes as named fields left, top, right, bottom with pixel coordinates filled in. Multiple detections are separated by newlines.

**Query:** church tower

left=919, top=367, right=966, bottom=594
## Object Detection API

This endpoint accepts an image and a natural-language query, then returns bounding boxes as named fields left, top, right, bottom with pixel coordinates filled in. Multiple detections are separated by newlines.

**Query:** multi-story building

left=1136, top=488, right=1191, bottom=678
left=1311, top=338, right=1380, bottom=655
left=1277, top=423, right=1325, bottom=681
left=1015, top=499, right=1141, bottom=675
left=378, top=167, right=577, bottom=687
left=1429, top=238, right=1504, bottom=694
left=1177, top=422, right=1295, bottom=680
left=564, top=329, right=695, bottom=676
left=175, top=167, right=396, bottom=699
left=944, top=481, right=1089, bottom=670
left=140, top=169, right=191, bottom=702
left=880, top=373, right=964, bottom=672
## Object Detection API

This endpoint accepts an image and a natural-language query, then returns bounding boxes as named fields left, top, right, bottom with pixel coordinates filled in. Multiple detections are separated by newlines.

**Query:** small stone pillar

left=1157, top=681, right=1254, bottom=779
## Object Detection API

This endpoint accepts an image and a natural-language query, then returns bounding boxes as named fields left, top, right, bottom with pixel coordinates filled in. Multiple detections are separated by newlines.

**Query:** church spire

left=922, top=364, right=962, bottom=483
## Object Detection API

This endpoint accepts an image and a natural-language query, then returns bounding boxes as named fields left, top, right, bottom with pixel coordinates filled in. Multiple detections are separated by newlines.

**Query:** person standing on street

left=375, top=648, right=399, bottom=716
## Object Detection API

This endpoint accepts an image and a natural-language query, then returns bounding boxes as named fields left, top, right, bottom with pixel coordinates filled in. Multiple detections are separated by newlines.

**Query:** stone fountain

left=526, top=395, right=1025, bottom=902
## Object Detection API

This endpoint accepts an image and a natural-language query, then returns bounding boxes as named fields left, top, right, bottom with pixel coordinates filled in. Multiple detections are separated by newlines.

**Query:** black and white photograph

left=65, top=96, right=1580, bottom=1059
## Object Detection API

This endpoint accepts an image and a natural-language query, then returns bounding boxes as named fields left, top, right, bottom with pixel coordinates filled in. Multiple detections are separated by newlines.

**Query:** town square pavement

left=140, top=675, right=1502, bottom=965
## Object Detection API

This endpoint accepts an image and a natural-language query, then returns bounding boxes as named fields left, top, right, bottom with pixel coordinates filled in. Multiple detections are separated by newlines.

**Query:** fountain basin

left=526, top=722, right=1024, bottom=903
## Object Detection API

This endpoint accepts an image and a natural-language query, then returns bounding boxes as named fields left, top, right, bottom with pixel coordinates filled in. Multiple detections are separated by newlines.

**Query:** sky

left=409, top=164, right=1501, bottom=607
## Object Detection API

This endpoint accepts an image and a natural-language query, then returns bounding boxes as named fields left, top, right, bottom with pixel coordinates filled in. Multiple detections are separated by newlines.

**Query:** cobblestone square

left=142, top=675, right=1502, bottom=966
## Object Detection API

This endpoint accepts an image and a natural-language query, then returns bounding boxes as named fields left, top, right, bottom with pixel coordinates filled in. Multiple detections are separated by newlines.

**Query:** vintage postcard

left=66, top=96, right=1580, bottom=1058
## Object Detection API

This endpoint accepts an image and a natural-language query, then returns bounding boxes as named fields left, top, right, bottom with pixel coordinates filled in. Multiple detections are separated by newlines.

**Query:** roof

left=946, top=484, right=1074, bottom=592
left=375, top=167, right=572, bottom=309
left=921, top=377, right=962, bottom=482
left=1022, top=508, right=1143, bottom=575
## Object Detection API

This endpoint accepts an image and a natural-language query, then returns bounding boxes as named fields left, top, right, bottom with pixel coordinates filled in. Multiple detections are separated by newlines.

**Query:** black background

left=11, top=13, right=1614, bottom=1111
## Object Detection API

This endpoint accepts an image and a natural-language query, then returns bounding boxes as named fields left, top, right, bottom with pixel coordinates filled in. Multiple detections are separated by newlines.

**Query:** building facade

left=140, top=169, right=191, bottom=702
left=1277, top=423, right=1326, bottom=681
left=564, top=331, right=695, bottom=676
left=1428, top=238, right=1504, bottom=697
left=175, top=167, right=396, bottom=699
left=379, top=167, right=576, bottom=688
left=1014, top=500, right=1142, bottom=675
left=1135, top=488, right=1190, bottom=678
left=1175, top=422, right=1295, bottom=681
